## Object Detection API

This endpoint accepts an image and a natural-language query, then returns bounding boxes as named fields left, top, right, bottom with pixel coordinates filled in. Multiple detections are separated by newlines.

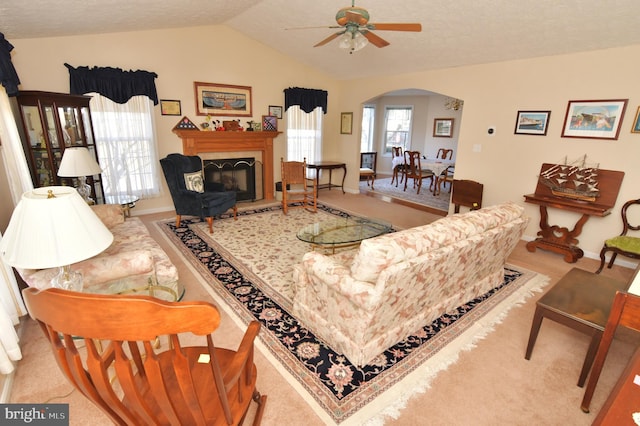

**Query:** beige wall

left=5, top=25, right=640, bottom=259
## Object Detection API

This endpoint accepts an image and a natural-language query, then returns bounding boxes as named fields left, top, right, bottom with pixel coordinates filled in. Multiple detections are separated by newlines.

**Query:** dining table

left=392, top=156, right=454, bottom=195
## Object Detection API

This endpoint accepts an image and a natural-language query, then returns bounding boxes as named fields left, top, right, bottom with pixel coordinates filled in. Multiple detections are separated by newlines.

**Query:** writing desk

left=307, top=162, right=346, bottom=195
left=524, top=163, right=624, bottom=263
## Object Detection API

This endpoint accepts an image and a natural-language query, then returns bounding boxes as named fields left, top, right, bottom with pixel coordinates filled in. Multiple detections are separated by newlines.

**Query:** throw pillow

left=184, top=171, right=204, bottom=193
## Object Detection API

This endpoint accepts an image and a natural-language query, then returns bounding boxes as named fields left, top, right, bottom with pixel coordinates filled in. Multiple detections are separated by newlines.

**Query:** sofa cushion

left=90, top=204, right=125, bottom=228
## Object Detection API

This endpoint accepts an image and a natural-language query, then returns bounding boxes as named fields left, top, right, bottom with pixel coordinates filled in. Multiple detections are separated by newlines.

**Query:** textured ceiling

left=2, top=0, right=640, bottom=80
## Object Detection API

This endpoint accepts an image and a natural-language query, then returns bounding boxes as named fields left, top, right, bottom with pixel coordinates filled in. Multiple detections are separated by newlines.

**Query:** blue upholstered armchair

left=160, top=153, right=237, bottom=233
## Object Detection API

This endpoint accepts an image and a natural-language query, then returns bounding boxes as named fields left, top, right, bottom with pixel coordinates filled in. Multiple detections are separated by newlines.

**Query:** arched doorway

left=358, top=88, right=463, bottom=215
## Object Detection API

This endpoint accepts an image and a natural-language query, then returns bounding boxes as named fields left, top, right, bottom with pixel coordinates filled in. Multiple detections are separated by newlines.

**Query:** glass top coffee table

left=297, top=216, right=392, bottom=252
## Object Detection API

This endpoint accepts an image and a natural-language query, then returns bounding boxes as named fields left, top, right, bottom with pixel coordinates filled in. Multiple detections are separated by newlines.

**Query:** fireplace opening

left=203, top=157, right=261, bottom=202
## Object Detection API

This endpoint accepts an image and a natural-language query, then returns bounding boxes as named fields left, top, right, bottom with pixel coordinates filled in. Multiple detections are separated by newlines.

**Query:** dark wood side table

left=307, top=162, right=346, bottom=195
left=524, top=163, right=624, bottom=263
left=525, top=267, right=628, bottom=387
left=592, top=345, right=640, bottom=425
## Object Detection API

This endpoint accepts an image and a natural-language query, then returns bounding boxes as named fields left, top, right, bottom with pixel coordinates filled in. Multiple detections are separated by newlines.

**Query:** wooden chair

left=581, top=290, right=640, bottom=413
left=359, top=152, right=377, bottom=189
left=403, top=150, right=434, bottom=195
left=281, top=157, right=317, bottom=215
left=452, top=179, right=483, bottom=213
left=595, top=198, right=640, bottom=273
left=436, top=148, right=453, bottom=160
left=22, top=287, right=267, bottom=426
left=390, top=147, right=406, bottom=186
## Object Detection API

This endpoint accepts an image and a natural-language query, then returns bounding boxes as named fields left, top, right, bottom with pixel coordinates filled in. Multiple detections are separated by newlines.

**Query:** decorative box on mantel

left=172, top=129, right=282, bottom=200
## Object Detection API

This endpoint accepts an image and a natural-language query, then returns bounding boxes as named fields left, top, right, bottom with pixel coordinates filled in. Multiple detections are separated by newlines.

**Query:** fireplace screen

left=203, top=158, right=261, bottom=202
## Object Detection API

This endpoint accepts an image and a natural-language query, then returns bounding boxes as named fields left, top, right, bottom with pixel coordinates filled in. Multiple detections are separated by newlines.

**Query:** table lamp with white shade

left=57, top=147, right=102, bottom=204
left=0, top=186, right=113, bottom=291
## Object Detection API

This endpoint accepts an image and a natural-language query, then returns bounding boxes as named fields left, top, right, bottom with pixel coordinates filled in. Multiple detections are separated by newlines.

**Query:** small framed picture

left=561, top=99, right=628, bottom=140
left=433, top=118, right=453, bottom=137
left=514, top=110, right=551, bottom=135
left=340, top=112, right=353, bottom=135
left=268, top=105, right=283, bottom=119
left=160, top=99, right=181, bottom=116
left=631, top=106, right=640, bottom=133
left=262, top=115, right=277, bottom=131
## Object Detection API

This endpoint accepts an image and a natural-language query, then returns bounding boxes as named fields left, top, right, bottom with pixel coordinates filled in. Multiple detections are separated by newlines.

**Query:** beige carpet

left=8, top=191, right=640, bottom=425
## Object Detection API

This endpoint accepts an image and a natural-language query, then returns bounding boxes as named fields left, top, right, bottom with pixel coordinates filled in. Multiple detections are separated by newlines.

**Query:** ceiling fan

left=291, top=1, right=422, bottom=53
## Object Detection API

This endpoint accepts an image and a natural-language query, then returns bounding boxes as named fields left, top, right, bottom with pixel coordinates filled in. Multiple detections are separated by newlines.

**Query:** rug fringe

left=357, top=269, right=549, bottom=426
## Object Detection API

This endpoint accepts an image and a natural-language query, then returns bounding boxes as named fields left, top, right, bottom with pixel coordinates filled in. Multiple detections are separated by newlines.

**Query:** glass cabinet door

left=58, top=106, right=83, bottom=147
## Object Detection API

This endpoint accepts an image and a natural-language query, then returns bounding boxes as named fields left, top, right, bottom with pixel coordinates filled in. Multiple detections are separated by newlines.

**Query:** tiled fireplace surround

left=173, top=129, right=281, bottom=201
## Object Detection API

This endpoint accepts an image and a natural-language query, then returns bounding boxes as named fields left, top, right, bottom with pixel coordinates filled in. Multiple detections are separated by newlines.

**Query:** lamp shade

left=57, top=147, right=102, bottom=177
left=0, top=186, right=113, bottom=269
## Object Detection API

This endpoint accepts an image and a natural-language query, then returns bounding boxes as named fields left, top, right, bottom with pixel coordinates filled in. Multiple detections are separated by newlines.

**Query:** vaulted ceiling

left=2, top=0, right=640, bottom=80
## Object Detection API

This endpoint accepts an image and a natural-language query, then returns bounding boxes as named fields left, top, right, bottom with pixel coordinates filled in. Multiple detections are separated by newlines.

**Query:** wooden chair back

left=452, top=179, right=483, bottom=213
left=391, top=146, right=403, bottom=158
left=436, top=148, right=453, bottom=160
left=280, top=157, right=317, bottom=214
left=22, top=287, right=266, bottom=426
left=581, top=290, right=640, bottom=412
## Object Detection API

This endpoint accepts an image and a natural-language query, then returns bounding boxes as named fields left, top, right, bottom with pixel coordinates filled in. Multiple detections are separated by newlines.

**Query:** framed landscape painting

left=194, top=81, right=253, bottom=117
left=433, top=118, right=453, bottom=137
left=561, top=99, right=628, bottom=140
left=514, top=110, right=550, bottom=135
left=631, top=106, right=640, bottom=133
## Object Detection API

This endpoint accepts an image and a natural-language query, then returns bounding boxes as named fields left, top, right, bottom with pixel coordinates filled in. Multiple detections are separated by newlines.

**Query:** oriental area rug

left=155, top=204, right=548, bottom=425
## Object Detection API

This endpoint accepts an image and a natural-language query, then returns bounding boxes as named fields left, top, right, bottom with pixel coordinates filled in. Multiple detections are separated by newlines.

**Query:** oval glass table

left=297, top=216, right=392, bottom=253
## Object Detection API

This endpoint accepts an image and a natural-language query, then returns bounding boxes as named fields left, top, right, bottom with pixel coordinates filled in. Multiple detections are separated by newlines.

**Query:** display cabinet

left=11, top=91, right=104, bottom=203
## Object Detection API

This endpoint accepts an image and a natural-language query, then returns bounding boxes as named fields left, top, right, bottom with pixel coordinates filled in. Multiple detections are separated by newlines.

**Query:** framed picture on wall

left=268, top=105, right=283, bottom=119
left=561, top=99, right=628, bottom=140
left=514, top=110, right=551, bottom=135
left=631, top=106, right=640, bottom=133
left=193, top=81, right=253, bottom=117
left=160, top=99, right=181, bottom=116
left=341, top=112, right=353, bottom=134
left=433, top=118, right=454, bottom=137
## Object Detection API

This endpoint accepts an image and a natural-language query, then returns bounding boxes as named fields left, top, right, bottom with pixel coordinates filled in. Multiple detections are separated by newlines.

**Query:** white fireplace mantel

left=173, top=129, right=282, bottom=200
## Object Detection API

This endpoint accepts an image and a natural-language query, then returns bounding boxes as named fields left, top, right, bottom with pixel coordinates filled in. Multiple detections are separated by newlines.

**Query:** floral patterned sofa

left=292, top=202, right=528, bottom=366
left=18, top=204, right=180, bottom=297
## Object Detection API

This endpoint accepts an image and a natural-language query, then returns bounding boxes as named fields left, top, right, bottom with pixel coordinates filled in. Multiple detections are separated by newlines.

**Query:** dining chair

left=359, top=152, right=377, bottom=189
left=436, top=148, right=453, bottom=160
left=22, top=287, right=267, bottom=425
left=390, top=146, right=407, bottom=186
left=581, top=290, right=640, bottom=413
left=281, top=157, right=317, bottom=215
left=595, top=198, right=640, bottom=274
left=403, top=150, right=434, bottom=195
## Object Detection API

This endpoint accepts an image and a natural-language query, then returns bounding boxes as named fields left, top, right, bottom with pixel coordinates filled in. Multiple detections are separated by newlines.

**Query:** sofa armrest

left=91, top=204, right=125, bottom=228
left=18, top=250, right=155, bottom=290
left=295, top=251, right=378, bottom=310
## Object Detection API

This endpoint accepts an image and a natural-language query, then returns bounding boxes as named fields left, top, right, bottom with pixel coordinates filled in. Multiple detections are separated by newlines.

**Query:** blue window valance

left=284, top=87, right=328, bottom=114
left=64, top=63, right=159, bottom=105
left=0, top=33, right=20, bottom=96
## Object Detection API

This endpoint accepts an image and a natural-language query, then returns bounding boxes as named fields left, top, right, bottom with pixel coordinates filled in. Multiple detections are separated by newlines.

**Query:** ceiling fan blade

left=361, top=30, right=390, bottom=48
left=285, top=25, right=341, bottom=31
left=314, top=32, right=343, bottom=47
left=368, top=23, right=422, bottom=32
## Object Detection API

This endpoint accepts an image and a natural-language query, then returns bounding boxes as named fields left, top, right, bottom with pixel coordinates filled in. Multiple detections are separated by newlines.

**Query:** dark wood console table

left=524, top=163, right=624, bottom=263
left=307, top=162, right=346, bottom=195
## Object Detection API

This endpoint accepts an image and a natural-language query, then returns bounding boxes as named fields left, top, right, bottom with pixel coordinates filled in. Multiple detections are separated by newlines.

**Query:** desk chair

left=22, top=287, right=267, bottom=425
left=581, top=290, right=640, bottom=412
left=595, top=198, right=640, bottom=274
left=451, top=179, right=483, bottom=213
left=281, top=157, right=317, bottom=214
